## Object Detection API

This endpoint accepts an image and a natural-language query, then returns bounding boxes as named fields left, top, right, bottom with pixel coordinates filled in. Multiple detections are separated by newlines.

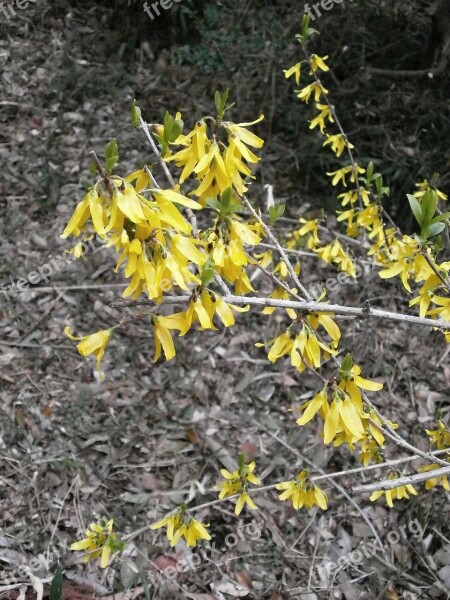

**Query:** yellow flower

left=64, top=326, right=113, bottom=380
left=378, top=235, right=421, bottom=293
left=152, top=318, right=176, bottom=362
left=413, top=180, right=447, bottom=202
left=418, top=463, right=450, bottom=491
left=150, top=509, right=211, bottom=548
left=277, top=470, right=328, bottom=510
left=309, top=103, right=334, bottom=133
left=307, top=312, right=341, bottom=345
left=323, top=393, right=365, bottom=445
left=216, top=460, right=261, bottom=515
left=327, top=164, right=365, bottom=187
left=150, top=513, right=182, bottom=542
left=369, top=473, right=418, bottom=507
left=358, top=434, right=384, bottom=466
left=296, top=389, right=329, bottom=427
left=298, top=217, right=320, bottom=239
left=309, top=54, right=329, bottom=73
left=426, top=420, right=450, bottom=449
left=230, top=220, right=262, bottom=246
left=61, top=189, right=105, bottom=239
left=283, top=62, right=301, bottom=84
left=361, top=408, right=398, bottom=447
left=165, top=120, right=210, bottom=183
left=174, top=519, right=211, bottom=548
left=235, top=492, right=258, bottom=515
left=262, top=287, right=298, bottom=320
left=338, top=190, right=359, bottom=207
left=70, top=518, right=122, bottom=568
left=296, top=82, right=328, bottom=103
left=223, top=115, right=265, bottom=154
left=315, top=239, right=357, bottom=278
left=427, top=295, right=450, bottom=321
left=323, top=134, right=354, bottom=158
left=163, top=291, right=249, bottom=337
left=409, top=289, right=436, bottom=318
left=378, top=257, right=418, bottom=293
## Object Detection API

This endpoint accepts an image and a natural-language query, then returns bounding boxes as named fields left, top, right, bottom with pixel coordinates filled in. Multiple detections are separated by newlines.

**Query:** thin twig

left=89, top=150, right=114, bottom=197
left=238, top=191, right=312, bottom=299
left=110, top=292, right=450, bottom=330
left=353, top=464, right=450, bottom=493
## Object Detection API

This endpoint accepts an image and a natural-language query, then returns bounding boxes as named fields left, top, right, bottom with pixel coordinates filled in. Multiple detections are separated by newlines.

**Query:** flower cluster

left=61, top=99, right=265, bottom=376
left=150, top=506, right=211, bottom=547
left=277, top=470, right=328, bottom=510
left=216, top=459, right=261, bottom=515
left=296, top=354, right=385, bottom=450
left=70, top=518, right=124, bottom=568
left=369, top=473, right=418, bottom=507
left=67, top=20, right=450, bottom=570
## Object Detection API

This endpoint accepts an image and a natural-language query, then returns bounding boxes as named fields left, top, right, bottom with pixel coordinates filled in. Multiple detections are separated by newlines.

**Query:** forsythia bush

left=62, top=17, right=450, bottom=568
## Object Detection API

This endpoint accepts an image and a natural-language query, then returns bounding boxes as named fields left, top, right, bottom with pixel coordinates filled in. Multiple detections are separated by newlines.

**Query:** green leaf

left=427, top=222, right=445, bottom=237
left=269, top=204, right=285, bottom=225
left=430, top=212, right=450, bottom=224
left=172, top=118, right=184, bottom=141
left=50, top=563, right=63, bottom=600
left=206, top=198, right=222, bottom=212
left=224, top=101, right=236, bottom=113
left=339, top=353, right=353, bottom=379
left=163, top=111, right=173, bottom=142
left=238, top=453, right=246, bottom=470
left=421, top=191, right=437, bottom=228
left=214, top=90, right=221, bottom=115
left=375, top=177, right=382, bottom=195
left=215, top=89, right=231, bottom=119
left=221, top=187, right=233, bottom=208
left=407, top=194, right=423, bottom=226
left=130, top=100, right=141, bottom=128
left=104, top=139, right=119, bottom=173
left=227, top=202, right=243, bottom=214
left=221, top=88, right=229, bottom=108
left=366, top=161, right=374, bottom=183
left=200, top=258, right=215, bottom=285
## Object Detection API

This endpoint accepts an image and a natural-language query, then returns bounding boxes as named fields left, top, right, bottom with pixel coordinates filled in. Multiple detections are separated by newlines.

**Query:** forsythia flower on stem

left=215, top=458, right=261, bottom=515
left=369, top=472, right=418, bottom=507
left=418, top=462, right=450, bottom=491
left=426, top=420, right=450, bottom=449
left=70, top=518, right=124, bottom=568
left=64, top=326, right=113, bottom=380
left=296, top=355, right=384, bottom=448
left=150, top=505, right=211, bottom=548
left=418, top=420, right=450, bottom=490
left=277, top=470, right=328, bottom=510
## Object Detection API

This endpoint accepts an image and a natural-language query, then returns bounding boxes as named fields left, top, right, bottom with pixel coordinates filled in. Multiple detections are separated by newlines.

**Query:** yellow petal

left=101, top=544, right=112, bottom=568
left=297, top=391, right=326, bottom=426
left=153, top=189, right=202, bottom=210
left=323, top=400, right=340, bottom=444
left=154, top=323, right=176, bottom=362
